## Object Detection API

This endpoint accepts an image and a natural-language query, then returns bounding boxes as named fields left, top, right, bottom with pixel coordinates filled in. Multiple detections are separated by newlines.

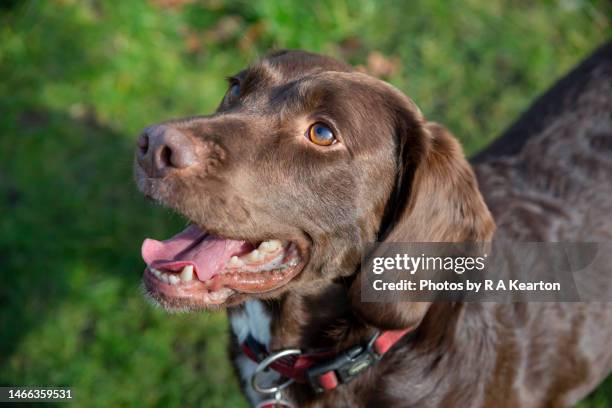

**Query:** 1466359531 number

left=4, top=388, right=73, bottom=401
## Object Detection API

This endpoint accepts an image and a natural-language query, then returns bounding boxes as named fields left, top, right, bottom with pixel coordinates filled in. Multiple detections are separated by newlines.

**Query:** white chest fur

left=230, top=300, right=279, bottom=406
left=230, top=299, right=272, bottom=345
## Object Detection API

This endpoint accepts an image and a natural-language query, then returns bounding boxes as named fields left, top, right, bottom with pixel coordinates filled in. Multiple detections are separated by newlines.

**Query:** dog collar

left=242, top=327, right=415, bottom=394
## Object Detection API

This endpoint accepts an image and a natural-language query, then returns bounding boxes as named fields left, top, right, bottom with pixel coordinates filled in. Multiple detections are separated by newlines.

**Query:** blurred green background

left=0, top=0, right=610, bottom=406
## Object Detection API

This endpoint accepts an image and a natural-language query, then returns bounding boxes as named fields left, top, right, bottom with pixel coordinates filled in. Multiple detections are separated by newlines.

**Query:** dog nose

left=137, top=125, right=197, bottom=177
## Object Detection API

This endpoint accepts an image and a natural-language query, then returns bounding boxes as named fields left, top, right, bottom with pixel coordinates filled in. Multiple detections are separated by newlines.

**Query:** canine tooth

left=180, top=265, right=194, bottom=281
left=228, top=256, right=244, bottom=268
left=259, top=240, right=282, bottom=253
left=151, top=268, right=162, bottom=277
left=168, top=274, right=180, bottom=285
left=246, top=250, right=264, bottom=263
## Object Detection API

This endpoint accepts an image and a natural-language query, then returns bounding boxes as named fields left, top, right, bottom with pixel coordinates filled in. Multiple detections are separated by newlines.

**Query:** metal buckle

left=306, top=331, right=382, bottom=393
left=255, top=390, right=296, bottom=408
left=251, top=349, right=301, bottom=394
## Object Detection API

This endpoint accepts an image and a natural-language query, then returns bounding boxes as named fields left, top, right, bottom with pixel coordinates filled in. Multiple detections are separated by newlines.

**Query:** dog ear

left=383, top=120, right=495, bottom=243
left=349, top=98, right=495, bottom=330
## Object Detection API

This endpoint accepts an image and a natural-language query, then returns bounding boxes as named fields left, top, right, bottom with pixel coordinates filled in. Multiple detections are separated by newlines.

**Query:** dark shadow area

left=0, top=105, right=181, bottom=373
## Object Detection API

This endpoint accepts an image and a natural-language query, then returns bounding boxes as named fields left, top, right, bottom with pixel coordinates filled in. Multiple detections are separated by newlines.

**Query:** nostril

left=159, top=145, right=172, bottom=168
left=138, top=133, right=149, bottom=155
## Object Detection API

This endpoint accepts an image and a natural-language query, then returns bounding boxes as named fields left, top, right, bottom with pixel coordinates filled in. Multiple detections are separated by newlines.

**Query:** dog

left=135, top=44, right=612, bottom=407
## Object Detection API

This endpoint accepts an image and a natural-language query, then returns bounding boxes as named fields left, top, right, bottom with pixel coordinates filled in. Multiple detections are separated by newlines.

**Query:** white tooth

left=180, top=265, right=194, bottom=282
left=247, top=250, right=264, bottom=263
left=161, top=273, right=170, bottom=283
left=228, top=256, right=244, bottom=268
left=151, top=268, right=162, bottom=277
left=259, top=240, right=282, bottom=253
left=168, top=274, right=180, bottom=285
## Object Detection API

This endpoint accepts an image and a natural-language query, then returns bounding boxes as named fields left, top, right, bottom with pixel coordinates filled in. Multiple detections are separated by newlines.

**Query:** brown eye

left=308, top=123, right=336, bottom=146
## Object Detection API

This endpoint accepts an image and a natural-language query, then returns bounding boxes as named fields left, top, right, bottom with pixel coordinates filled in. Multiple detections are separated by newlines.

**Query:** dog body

left=135, top=44, right=612, bottom=407
left=230, top=301, right=612, bottom=407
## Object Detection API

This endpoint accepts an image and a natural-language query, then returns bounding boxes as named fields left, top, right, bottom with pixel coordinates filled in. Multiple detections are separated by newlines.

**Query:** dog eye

left=308, top=123, right=336, bottom=146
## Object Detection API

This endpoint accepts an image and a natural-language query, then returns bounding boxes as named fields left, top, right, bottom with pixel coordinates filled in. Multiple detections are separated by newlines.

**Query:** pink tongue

left=141, top=225, right=253, bottom=281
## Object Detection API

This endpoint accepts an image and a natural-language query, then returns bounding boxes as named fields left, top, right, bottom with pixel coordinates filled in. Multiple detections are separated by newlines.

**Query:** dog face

left=135, top=50, right=494, bottom=317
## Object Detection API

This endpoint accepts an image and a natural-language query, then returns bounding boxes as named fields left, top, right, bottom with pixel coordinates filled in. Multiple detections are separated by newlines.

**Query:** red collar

left=241, top=327, right=414, bottom=393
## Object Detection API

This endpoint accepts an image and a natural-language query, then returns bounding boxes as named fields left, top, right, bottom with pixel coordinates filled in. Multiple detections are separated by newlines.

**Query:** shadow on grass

left=0, top=104, right=245, bottom=407
left=0, top=105, right=180, bottom=373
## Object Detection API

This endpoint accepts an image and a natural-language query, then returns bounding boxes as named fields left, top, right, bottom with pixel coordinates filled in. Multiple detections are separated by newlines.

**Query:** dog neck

left=229, top=284, right=482, bottom=406
left=231, top=281, right=465, bottom=361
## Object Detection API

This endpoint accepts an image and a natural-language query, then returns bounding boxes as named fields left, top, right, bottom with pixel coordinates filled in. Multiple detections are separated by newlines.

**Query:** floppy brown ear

left=349, top=114, right=495, bottom=330
left=384, top=121, right=495, bottom=243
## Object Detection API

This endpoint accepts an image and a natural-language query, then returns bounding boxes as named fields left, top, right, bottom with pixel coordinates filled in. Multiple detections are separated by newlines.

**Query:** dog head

left=135, top=50, right=494, bottom=325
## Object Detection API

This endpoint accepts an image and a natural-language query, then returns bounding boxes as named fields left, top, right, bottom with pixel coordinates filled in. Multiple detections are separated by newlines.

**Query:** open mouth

left=141, top=225, right=305, bottom=307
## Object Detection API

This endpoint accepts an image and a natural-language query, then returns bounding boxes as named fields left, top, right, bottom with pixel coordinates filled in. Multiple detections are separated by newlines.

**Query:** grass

left=0, top=0, right=610, bottom=406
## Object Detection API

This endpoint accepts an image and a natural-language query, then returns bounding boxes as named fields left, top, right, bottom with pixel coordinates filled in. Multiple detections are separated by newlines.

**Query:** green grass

left=0, top=0, right=610, bottom=406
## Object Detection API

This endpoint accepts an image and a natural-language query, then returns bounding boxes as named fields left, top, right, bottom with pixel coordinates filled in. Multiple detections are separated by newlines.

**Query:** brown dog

left=135, top=45, right=612, bottom=407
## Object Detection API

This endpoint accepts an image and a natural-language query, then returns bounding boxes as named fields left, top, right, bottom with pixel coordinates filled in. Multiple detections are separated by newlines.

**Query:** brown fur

left=135, top=45, right=612, bottom=407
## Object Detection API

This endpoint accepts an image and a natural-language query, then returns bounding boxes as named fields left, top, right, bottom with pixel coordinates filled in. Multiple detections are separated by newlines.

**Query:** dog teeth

left=246, top=249, right=265, bottom=263
left=150, top=267, right=162, bottom=278
left=180, top=265, right=194, bottom=282
left=150, top=266, right=190, bottom=285
left=219, top=240, right=299, bottom=274
left=228, top=256, right=244, bottom=268
left=259, top=240, right=282, bottom=253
